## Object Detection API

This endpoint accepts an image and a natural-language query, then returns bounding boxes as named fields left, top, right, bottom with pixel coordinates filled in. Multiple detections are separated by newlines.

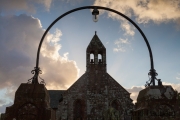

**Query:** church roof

left=48, top=90, right=65, bottom=109
left=87, top=32, right=105, bottom=49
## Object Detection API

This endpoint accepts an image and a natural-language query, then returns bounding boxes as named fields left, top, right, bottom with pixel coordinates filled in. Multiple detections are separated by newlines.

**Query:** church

left=2, top=32, right=134, bottom=120
left=54, top=32, right=134, bottom=119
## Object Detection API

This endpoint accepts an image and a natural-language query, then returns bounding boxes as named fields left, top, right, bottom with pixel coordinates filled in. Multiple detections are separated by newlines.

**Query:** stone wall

left=57, top=72, right=134, bottom=120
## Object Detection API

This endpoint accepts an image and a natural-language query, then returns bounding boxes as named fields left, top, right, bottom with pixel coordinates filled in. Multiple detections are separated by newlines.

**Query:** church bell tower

left=86, top=32, right=106, bottom=72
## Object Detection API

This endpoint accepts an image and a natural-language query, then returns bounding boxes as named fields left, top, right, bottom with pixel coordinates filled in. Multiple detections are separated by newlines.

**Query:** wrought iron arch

left=29, top=6, right=159, bottom=87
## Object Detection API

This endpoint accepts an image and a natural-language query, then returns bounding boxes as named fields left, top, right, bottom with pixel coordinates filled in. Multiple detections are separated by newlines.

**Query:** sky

left=0, top=0, right=180, bottom=114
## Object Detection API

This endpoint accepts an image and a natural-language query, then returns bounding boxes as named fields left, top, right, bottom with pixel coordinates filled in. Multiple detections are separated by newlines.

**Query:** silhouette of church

left=2, top=32, right=180, bottom=120
left=53, top=32, right=134, bottom=120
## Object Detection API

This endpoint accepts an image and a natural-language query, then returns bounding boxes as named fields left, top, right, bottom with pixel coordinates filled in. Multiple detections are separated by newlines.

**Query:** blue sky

left=0, top=0, right=180, bottom=113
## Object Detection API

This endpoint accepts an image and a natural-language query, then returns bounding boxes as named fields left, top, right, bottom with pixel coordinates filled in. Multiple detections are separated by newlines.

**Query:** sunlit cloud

left=94, top=0, right=180, bottom=24
left=94, top=0, right=180, bottom=52
left=126, top=86, right=144, bottom=103
left=93, top=0, right=136, bottom=37
left=94, top=0, right=180, bottom=36
left=135, top=0, right=180, bottom=24
left=126, top=81, right=180, bottom=103
left=163, top=82, right=180, bottom=92
left=0, top=14, right=79, bottom=112
left=41, top=29, right=62, bottom=61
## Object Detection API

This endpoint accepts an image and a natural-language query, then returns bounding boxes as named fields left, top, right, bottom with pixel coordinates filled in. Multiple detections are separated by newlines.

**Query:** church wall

left=57, top=72, right=134, bottom=120
left=57, top=74, right=88, bottom=120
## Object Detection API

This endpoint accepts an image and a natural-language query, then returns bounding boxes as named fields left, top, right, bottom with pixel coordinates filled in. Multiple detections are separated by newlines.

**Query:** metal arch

left=32, top=6, right=157, bottom=86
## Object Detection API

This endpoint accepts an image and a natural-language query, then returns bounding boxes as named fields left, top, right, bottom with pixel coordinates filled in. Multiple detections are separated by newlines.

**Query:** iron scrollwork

left=145, top=69, right=162, bottom=87
left=28, top=67, right=46, bottom=85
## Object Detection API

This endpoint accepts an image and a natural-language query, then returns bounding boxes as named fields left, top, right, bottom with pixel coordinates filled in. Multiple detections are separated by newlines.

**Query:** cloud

left=121, top=21, right=135, bottom=36
left=113, top=38, right=130, bottom=52
left=94, top=0, right=180, bottom=24
left=93, top=0, right=180, bottom=35
left=126, top=81, right=180, bottom=103
left=0, top=14, right=79, bottom=107
left=126, top=86, right=144, bottom=103
left=0, top=0, right=52, bottom=13
left=135, top=0, right=180, bottom=24
left=163, top=82, right=180, bottom=92
left=176, top=73, right=180, bottom=80
left=93, top=0, right=136, bottom=37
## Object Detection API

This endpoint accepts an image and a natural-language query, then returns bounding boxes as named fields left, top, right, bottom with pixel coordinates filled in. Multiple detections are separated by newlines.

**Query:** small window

left=90, top=53, right=94, bottom=64
left=98, top=54, right=102, bottom=63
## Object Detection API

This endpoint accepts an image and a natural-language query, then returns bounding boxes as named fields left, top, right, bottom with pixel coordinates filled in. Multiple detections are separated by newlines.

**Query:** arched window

left=111, top=100, right=119, bottom=110
left=90, top=52, right=94, bottom=64
left=74, top=99, right=84, bottom=120
left=98, top=53, right=102, bottom=63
